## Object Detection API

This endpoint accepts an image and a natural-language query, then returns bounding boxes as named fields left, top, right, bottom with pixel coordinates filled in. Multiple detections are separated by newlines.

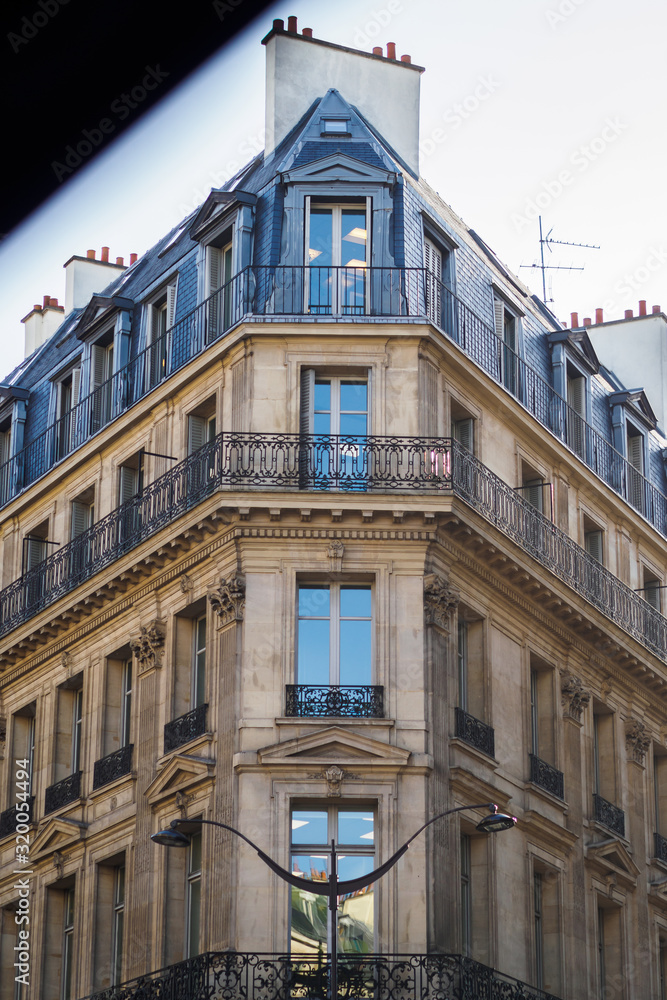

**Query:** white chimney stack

left=22, top=295, right=65, bottom=358
left=63, top=248, right=127, bottom=315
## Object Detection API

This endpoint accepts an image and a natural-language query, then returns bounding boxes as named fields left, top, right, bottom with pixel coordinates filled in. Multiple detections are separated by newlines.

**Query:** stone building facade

left=1, top=15, right=667, bottom=1000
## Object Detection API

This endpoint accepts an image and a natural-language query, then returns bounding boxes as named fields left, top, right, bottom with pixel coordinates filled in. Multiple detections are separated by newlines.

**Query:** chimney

left=287, top=15, right=297, bottom=33
left=583, top=316, right=591, bottom=326
left=22, top=297, right=65, bottom=358
left=130, top=252, right=138, bottom=265
left=302, top=27, right=313, bottom=38
left=570, top=312, right=579, bottom=328
left=639, top=299, right=647, bottom=316
left=625, top=309, right=633, bottom=319
left=595, top=307, right=603, bottom=324
left=372, top=46, right=382, bottom=56
left=63, top=249, right=127, bottom=314
left=262, top=19, right=424, bottom=174
left=653, top=305, right=661, bottom=315
left=401, top=55, right=412, bottom=64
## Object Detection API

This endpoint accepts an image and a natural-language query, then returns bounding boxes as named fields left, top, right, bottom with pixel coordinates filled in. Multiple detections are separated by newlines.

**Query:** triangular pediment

left=586, top=838, right=639, bottom=885
left=281, top=152, right=395, bottom=186
left=145, top=753, right=215, bottom=805
left=258, top=726, right=410, bottom=768
left=189, top=188, right=257, bottom=242
left=31, top=817, right=86, bottom=859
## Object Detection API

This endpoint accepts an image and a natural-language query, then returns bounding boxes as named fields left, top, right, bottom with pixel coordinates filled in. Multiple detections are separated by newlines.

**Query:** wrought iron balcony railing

left=44, top=771, right=82, bottom=815
left=428, top=274, right=667, bottom=539
left=593, top=792, right=625, bottom=837
left=454, top=707, right=495, bottom=757
left=655, top=832, right=667, bottom=863
left=2, top=438, right=667, bottom=669
left=164, top=703, right=208, bottom=753
left=0, top=796, right=34, bottom=839
left=92, top=744, right=134, bottom=790
left=529, top=754, right=564, bottom=800
left=285, top=684, right=384, bottom=718
left=77, top=950, right=563, bottom=1000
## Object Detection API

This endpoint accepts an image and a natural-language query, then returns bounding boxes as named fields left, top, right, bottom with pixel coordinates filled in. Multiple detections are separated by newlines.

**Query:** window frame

left=296, top=581, right=373, bottom=687
left=304, top=197, right=371, bottom=316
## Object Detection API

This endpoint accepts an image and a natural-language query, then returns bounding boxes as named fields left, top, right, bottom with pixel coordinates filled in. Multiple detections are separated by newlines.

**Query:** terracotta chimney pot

left=130, top=252, right=138, bottom=265
left=86, top=249, right=96, bottom=259
left=639, top=299, right=647, bottom=316
left=116, top=257, right=124, bottom=266
left=373, top=46, right=383, bottom=55
left=570, top=312, right=579, bottom=328
left=287, top=15, right=297, bottom=33
left=386, top=42, right=396, bottom=59
left=595, top=307, right=603, bottom=324
left=302, top=27, right=313, bottom=37
left=625, top=309, right=633, bottom=319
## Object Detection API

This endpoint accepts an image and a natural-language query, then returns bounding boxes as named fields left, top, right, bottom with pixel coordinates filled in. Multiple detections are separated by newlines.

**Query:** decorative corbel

left=208, top=574, right=246, bottom=629
left=625, top=719, right=651, bottom=765
left=327, top=541, right=344, bottom=573
left=423, top=573, right=460, bottom=632
left=130, top=620, right=167, bottom=672
left=561, top=671, right=591, bottom=721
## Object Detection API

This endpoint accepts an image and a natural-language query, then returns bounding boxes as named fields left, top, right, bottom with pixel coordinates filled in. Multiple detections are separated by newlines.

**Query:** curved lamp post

left=152, top=801, right=516, bottom=999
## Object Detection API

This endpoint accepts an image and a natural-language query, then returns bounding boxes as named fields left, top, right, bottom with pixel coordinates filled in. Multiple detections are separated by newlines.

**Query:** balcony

left=655, top=832, right=667, bottom=863
left=164, top=704, right=208, bottom=753
left=529, top=754, right=564, bottom=800
left=285, top=684, right=384, bottom=718
left=593, top=792, right=625, bottom=837
left=0, top=796, right=33, bottom=839
left=92, top=744, right=134, bottom=790
left=44, top=771, right=82, bottom=814
left=454, top=707, right=495, bottom=758
left=77, top=950, right=563, bottom=1000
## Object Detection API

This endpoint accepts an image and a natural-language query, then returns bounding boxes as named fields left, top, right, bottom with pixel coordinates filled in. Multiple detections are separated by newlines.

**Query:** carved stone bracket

left=307, top=766, right=360, bottom=797
left=424, top=573, right=460, bottom=632
left=561, top=672, right=591, bottom=721
left=625, top=719, right=651, bottom=765
left=327, top=541, right=344, bottom=573
left=208, top=574, right=246, bottom=629
left=130, top=620, right=167, bottom=673
left=180, top=573, right=194, bottom=594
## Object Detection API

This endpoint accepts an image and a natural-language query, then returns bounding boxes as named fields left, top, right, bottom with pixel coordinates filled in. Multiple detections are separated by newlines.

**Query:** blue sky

left=2, top=0, right=666, bottom=375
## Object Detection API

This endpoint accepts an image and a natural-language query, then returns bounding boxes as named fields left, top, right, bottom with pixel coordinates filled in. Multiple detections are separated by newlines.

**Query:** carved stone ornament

left=423, top=573, right=460, bottom=631
left=0, top=716, right=6, bottom=744
left=625, top=719, right=651, bottom=764
left=307, top=767, right=360, bottom=797
left=130, top=620, right=167, bottom=672
left=180, top=573, right=194, bottom=594
left=561, top=672, right=591, bottom=720
left=208, top=574, right=246, bottom=629
left=61, top=651, right=71, bottom=672
left=327, top=541, right=344, bottom=573
left=53, top=851, right=65, bottom=879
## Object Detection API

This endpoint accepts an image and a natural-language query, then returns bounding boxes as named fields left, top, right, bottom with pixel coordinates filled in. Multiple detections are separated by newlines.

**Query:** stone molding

left=208, top=574, right=246, bottom=629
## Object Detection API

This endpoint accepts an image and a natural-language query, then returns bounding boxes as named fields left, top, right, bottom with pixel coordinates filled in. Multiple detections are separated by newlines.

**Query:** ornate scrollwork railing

left=92, top=744, right=134, bottom=790
left=593, top=792, right=625, bottom=837
left=454, top=707, right=495, bottom=758
left=529, top=754, right=564, bottom=800
left=655, top=832, right=667, bottom=863
left=78, top=951, right=563, bottom=1000
left=0, top=796, right=33, bottom=839
left=164, top=704, right=208, bottom=753
left=285, top=684, right=384, bottom=718
left=44, top=771, right=82, bottom=815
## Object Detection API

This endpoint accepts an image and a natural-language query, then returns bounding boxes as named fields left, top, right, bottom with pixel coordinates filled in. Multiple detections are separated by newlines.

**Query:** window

left=654, top=748, right=667, bottom=854
left=186, top=831, right=202, bottom=958
left=460, top=833, right=471, bottom=957
left=1, top=904, right=27, bottom=1000
left=55, top=365, right=81, bottom=460
left=51, top=679, right=84, bottom=787
left=297, top=584, right=371, bottom=687
left=145, top=279, right=177, bottom=388
left=566, top=364, right=587, bottom=457
left=493, top=296, right=520, bottom=396
left=23, top=519, right=51, bottom=606
left=520, top=462, right=549, bottom=517
left=660, top=936, right=667, bottom=1000
left=71, top=688, right=83, bottom=774
left=192, top=615, right=206, bottom=709
left=120, top=660, right=132, bottom=747
left=532, top=865, right=562, bottom=995
left=529, top=660, right=556, bottom=769
left=424, top=234, right=453, bottom=332
left=457, top=613, right=484, bottom=720
left=626, top=423, right=645, bottom=512
left=187, top=412, right=216, bottom=455
left=597, top=904, right=623, bottom=999
left=320, top=117, right=350, bottom=135
left=642, top=570, right=662, bottom=612
left=0, top=416, right=12, bottom=505
left=173, top=604, right=208, bottom=720
left=452, top=416, right=474, bottom=453
left=593, top=706, right=618, bottom=811
left=534, top=872, right=544, bottom=989
left=300, top=372, right=369, bottom=488
left=306, top=200, right=368, bottom=315
left=584, top=522, right=604, bottom=565
left=11, top=707, right=36, bottom=802
left=71, top=490, right=94, bottom=540
left=118, top=451, right=144, bottom=505
left=99, top=652, right=133, bottom=759
left=89, top=334, right=114, bottom=432
left=206, top=241, right=232, bottom=340
left=290, top=805, right=375, bottom=954
left=62, top=887, right=75, bottom=1000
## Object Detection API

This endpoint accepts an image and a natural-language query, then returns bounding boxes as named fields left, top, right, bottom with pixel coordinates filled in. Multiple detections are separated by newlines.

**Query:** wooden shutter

left=627, top=432, right=644, bottom=472
left=420, top=360, right=439, bottom=438
left=300, top=369, right=315, bottom=436
left=188, top=415, right=206, bottom=454
left=71, top=501, right=91, bottom=539
left=26, top=536, right=45, bottom=569
left=166, top=280, right=178, bottom=330
left=493, top=298, right=504, bottom=338
left=645, top=581, right=661, bottom=611
left=119, top=466, right=138, bottom=503
left=425, top=238, right=442, bottom=325
left=71, top=367, right=81, bottom=407
left=208, top=247, right=221, bottom=340
left=454, top=418, right=474, bottom=452
left=567, top=375, right=585, bottom=416
left=585, top=529, right=603, bottom=564
left=524, top=479, right=543, bottom=513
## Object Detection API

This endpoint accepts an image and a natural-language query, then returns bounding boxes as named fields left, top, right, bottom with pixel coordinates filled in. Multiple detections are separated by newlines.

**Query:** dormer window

left=306, top=199, right=368, bottom=315
left=320, top=117, right=350, bottom=135
left=146, top=279, right=177, bottom=388
left=626, top=422, right=645, bottom=512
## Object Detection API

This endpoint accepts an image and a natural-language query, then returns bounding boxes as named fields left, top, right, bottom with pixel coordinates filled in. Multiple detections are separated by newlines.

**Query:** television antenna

left=520, top=216, right=599, bottom=303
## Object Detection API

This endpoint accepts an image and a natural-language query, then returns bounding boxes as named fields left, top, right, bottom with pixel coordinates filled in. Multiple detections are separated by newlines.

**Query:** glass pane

left=309, top=208, right=333, bottom=267
left=292, top=811, right=328, bottom=846
left=314, top=381, right=331, bottom=412
left=339, top=620, right=371, bottom=685
left=298, top=620, right=330, bottom=685
left=340, top=586, right=371, bottom=618
left=112, top=910, right=124, bottom=984
left=188, top=879, right=201, bottom=958
left=338, top=811, right=374, bottom=845
left=339, top=412, right=367, bottom=437
left=299, top=586, right=330, bottom=617
left=337, top=855, right=374, bottom=954
left=115, top=866, right=125, bottom=904
left=313, top=413, right=331, bottom=436
left=339, top=382, right=367, bottom=412
left=189, top=831, right=202, bottom=874
left=340, top=210, right=367, bottom=266
left=291, top=884, right=328, bottom=954
left=291, top=853, right=329, bottom=879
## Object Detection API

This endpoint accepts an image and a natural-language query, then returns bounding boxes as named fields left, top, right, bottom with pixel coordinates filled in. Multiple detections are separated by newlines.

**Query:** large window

left=626, top=422, right=645, bottom=512
left=300, top=373, right=368, bottom=488
left=54, top=364, right=81, bottom=460
left=62, top=887, right=75, bottom=1000
left=291, top=806, right=375, bottom=954
left=206, top=242, right=232, bottom=339
left=493, top=296, right=520, bottom=396
left=306, top=201, right=368, bottom=315
left=147, top=280, right=177, bottom=387
left=111, top=866, right=125, bottom=986
left=297, top=584, right=371, bottom=687
left=89, top=334, right=114, bottom=432
left=186, top=831, right=202, bottom=958
left=566, top=364, right=587, bottom=458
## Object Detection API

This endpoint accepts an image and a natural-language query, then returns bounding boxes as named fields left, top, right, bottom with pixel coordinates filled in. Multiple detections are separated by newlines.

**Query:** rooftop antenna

left=520, top=216, right=600, bottom=303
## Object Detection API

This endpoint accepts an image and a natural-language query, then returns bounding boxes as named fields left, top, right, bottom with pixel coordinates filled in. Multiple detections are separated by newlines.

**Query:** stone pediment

left=586, top=838, right=639, bottom=887
left=145, top=754, right=215, bottom=805
left=189, top=189, right=257, bottom=242
left=281, top=153, right=395, bottom=186
left=31, top=817, right=86, bottom=859
left=257, top=726, right=410, bottom=768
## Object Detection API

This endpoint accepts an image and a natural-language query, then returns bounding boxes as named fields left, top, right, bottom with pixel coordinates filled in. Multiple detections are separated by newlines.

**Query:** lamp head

left=151, top=821, right=191, bottom=848
left=476, top=804, right=517, bottom=834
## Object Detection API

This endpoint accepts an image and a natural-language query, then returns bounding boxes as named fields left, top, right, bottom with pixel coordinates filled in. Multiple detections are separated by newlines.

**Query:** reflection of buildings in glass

left=290, top=887, right=328, bottom=953
left=338, top=885, right=374, bottom=953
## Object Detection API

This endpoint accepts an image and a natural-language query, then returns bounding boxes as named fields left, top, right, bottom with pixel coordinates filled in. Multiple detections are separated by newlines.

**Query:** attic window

left=320, top=117, right=350, bottom=135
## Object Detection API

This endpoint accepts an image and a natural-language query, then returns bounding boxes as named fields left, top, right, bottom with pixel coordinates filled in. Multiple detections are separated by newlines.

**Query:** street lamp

left=152, top=801, right=516, bottom=999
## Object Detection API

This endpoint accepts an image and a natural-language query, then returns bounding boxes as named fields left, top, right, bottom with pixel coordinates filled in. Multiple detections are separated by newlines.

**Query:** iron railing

left=92, top=744, right=134, bottom=790
left=44, top=771, right=82, bottom=815
left=78, top=951, right=562, bottom=1000
left=2, top=438, right=667, bottom=666
left=428, top=275, right=667, bottom=538
left=285, top=684, right=384, bottom=718
left=0, top=796, right=33, bottom=839
left=529, top=754, right=564, bottom=800
left=454, top=707, right=495, bottom=757
left=593, top=793, right=625, bottom=837
left=655, top=832, right=667, bottom=863
left=164, top=704, right=208, bottom=753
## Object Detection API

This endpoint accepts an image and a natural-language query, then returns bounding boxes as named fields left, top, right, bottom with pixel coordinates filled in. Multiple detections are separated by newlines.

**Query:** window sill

left=89, top=770, right=137, bottom=799
left=449, top=737, right=498, bottom=768
left=525, top=781, right=569, bottom=812
left=275, top=716, right=394, bottom=728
